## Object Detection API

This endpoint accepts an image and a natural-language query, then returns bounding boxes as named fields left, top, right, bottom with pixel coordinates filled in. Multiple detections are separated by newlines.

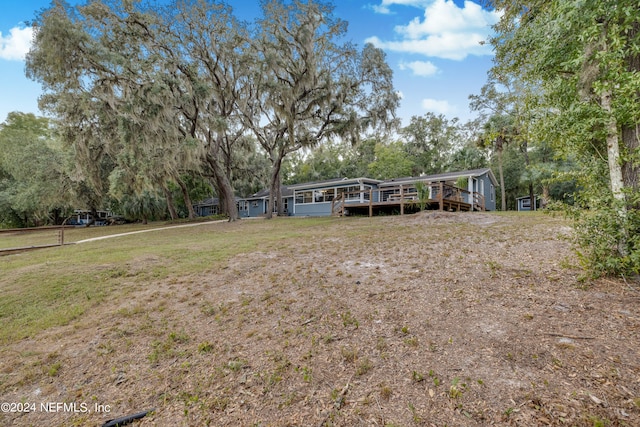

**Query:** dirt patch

left=1, top=212, right=639, bottom=426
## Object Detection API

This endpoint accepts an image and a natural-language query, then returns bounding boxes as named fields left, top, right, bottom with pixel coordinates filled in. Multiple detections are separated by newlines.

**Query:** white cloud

left=399, top=60, right=438, bottom=76
left=366, top=0, right=500, bottom=60
left=421, top=98, right=455, bottom=114
left=370, top=0, right=430, bottom=14
left=396, top=90, right=404, bottom=100
left=0, top=26, right=33, bottom=61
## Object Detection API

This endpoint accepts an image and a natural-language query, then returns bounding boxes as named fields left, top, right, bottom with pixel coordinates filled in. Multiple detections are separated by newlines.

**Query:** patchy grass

left=0, top=218, right=327, bottom=344
left=1, top=212, right=638, bottom=427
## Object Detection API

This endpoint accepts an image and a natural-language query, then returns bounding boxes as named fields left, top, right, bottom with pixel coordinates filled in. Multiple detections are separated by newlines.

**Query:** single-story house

left=66, top=209, right=112, bottom=226
left=239, top=187, right=294, bottom=218
left=194, top=168, right=498, bottom=218
left=193, top=197, right=221, bottom=217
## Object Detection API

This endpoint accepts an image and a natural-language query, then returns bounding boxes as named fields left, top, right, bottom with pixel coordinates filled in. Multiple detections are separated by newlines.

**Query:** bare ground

left=2, top=211, right=640, bottom=426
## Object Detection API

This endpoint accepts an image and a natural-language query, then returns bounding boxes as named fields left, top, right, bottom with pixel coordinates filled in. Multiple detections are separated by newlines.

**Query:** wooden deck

left=331, top=182, right=485, bottom=217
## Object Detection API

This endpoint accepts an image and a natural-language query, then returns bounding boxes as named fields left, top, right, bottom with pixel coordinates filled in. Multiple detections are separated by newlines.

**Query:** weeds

left=341, top=311, right=359, bottom=328
left=356, top=358, right=373, bottom=376
left=380, top=384, right=392, bottom=401
left=404, top=336, right=418, bottom=347
left=227, top=359, right=247, bottom=372
left=408, top=402, right=422, bottom=423
left=341, top=346, right=358, bottom=363
left=295, top=365, right=312, bottom=382
left=197, top=342, right=214, bottom=353
left=449, top=377, right=466, bottom=399
left=47, top=361, right=61, bottom=377
left=411, top=370, right=424, bottom=383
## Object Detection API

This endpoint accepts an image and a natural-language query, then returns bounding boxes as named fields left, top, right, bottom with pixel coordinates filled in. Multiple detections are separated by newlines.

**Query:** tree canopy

left=24, top=0, right=399, bottom=221
left=487, top=0, right=640, bottom=275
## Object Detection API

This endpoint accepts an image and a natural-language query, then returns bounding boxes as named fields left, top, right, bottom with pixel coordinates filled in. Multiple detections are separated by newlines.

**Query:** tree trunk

left=497, top=149, right=506, bottom=211
left=267, top=167, right=278, bottom=219
left=541, top=185, right=550, bottom=209
left=622, top=21, right=640, bottom=196
left=266, top=148, right=285, bottom=219
left=86, top=206, right=98, bottom=227
left=601, top=88, right=628, bottom=256
left=529, top=183, right=535, bottom=211
left=622, top=126, right=639, bottom=193
left=163, top=185, right=178, bottom=220
left=601, top=90, right=626, bottom=200
left=176, top=176, right=196, bottom=219
left=275, top=168, right=284, bottom=216
left=207, top=154, right=238, bottom=221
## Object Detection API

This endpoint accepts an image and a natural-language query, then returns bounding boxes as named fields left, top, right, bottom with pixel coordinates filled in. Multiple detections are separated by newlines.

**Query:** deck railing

left=330, top=182, right=485, bottom=216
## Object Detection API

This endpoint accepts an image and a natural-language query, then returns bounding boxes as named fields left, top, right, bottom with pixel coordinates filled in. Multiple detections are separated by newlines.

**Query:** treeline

left=0, top=106, right=574, bottom=228
left=2, top=0, right=568, bottom=229
left=485, top=0, right=640, bottom=277
left=18, top=0, right=399, bottom=223
left=283, top=113, right=576, bottom=209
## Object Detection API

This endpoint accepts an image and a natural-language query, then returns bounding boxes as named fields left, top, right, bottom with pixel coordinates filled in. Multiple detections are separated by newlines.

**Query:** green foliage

left=367, top=141, right=415, bottom=180
left=401, top=112, right=460, bottom=175
left=116, top=190, right=168, bottom=224
left=455, top=177, right=469, bottom=190
left=570, top=196, right=640, bottom=277
left=414, top=181, right=429, bottom=211
left=0, top=112, right=73, bottom=227
left=488, top=0, right=640, bottom=275
left=283, top=141, right=353, bottom=184
left=447, top=142, right=488, bottom=171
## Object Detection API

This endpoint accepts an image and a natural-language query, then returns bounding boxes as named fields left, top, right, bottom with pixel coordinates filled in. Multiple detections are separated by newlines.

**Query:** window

left=337, top=185, right=362, bottom=201
left=295, top=191, right=313, bottom=204
left=296, top=189, right=335, bottom=204
left=315, top=189, right=335, bottom=202
left=490, top=184, right=495, bottom=202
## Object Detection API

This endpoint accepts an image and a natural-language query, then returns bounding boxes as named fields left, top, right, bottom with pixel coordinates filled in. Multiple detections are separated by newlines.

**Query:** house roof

left=193, top=196, right=244, bottom=207
left=245, top=185, right=294, bottom=200
left=288, top=177, right=382, bottom=191
left=379, top=168, right=498, bottom=187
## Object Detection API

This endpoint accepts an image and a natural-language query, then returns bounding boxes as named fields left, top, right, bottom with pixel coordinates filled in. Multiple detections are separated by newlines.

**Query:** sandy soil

left=1, top=211, right=639, bottom=426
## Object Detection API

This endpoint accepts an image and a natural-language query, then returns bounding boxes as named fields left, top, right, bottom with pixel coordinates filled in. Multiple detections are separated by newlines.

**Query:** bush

left=569, top=195, right=640, bottom=278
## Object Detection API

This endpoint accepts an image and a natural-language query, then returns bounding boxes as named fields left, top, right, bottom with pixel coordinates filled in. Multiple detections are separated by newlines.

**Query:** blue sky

left=0, top=0, right=499, bottom=126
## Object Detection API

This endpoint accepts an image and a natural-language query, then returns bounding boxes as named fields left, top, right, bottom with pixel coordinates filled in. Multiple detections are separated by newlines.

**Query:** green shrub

left=569, top=195, right=640, bottom=278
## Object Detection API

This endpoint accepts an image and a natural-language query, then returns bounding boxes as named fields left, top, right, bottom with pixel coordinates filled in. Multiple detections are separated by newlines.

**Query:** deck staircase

left=331, top=194, right=346, bottom=216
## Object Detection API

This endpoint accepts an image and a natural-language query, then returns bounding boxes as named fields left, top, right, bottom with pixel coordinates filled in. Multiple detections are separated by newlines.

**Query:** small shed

left=516, top=195, right=539, bottom=211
